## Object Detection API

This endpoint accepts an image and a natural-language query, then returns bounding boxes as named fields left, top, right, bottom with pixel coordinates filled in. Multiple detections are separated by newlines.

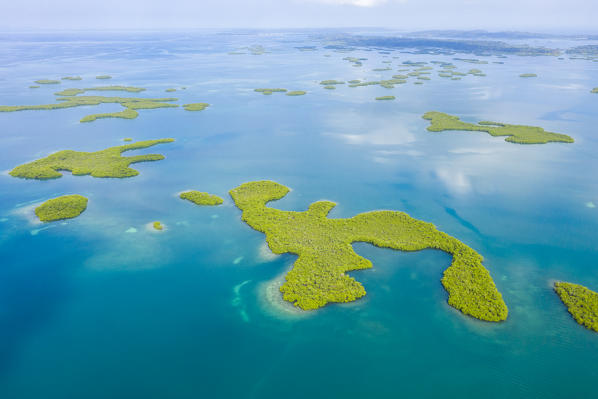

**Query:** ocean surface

left=0, top=30, right=597, bottom=398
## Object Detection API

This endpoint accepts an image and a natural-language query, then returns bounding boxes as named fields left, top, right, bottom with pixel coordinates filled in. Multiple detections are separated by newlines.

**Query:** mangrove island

left=9, top=138, right=174, bottom=180
left=180, top=191, right=224, bottom=206
left=422, top=111, right=574, bottom=144
left=554, top=282, right=598, bottom=332
left=229, top=180, right=508, bottom=321
left=35, top=194, right=88, bottom=222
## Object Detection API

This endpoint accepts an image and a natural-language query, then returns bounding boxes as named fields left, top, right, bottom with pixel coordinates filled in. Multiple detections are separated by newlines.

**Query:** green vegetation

left=153, top=221, right=164, bottom=230
left=380, top=78, right=406, bottom=88
left=348, top=80, right=361, bottom=84
left=180, top=191, right=224, bottom=206
left=62, top=76, right=82, bottom=81
left=123, top=138, right=133, bottom=142
left=254, top=88, right=287, bottom=95
left=342, top=57, right=365, bottom=67
left=372, top=67, right=392, bottom=71
left=80, top=108, right=139, bottom=122
left=519, top=73, right=538, bottom=78
left=319, top=80, right=345, bottom=85
left=591, top=88, right=598, bottom=93
left=183, top=103, right=210, bottom=111
left=229, top=180, right=508, bottom=321
left=323, top=85, right=336, bottom=90
left=376, top=96, right=395, bottom=100
left=35, top=195, right=88, bottom=222
left=55, top=88, right=85, bottom=96
left=348, top=81, right=380, bottom=87
left=468, top=68, right=483, bottom=74
left=0, top=95, right=178, bottom=122
left=55, top=86, right=146, bottom=96
left=29, top=85, right=40, bottom=89
left=165, top=88, right=177, bottom=92
left=286, top=91, right=307, bottom=96
left=348, top=78, right=406, bottom=89
left=423, top=111, right=574, bottom=144
left=454, top=58, right=488, bottom=64
left=35, top=79, right=60, bottom=84
left=554, top=282, right=598, bottom=332
left=9, top=138, right=174, bottom=180
left=96, top=75, right=112, bottom=79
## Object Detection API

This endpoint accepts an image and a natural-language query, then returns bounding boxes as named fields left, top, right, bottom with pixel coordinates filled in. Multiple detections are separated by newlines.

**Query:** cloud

left=327, top=126, right=415, bottom=145
left=302, top=0, right=400, bottom=7
left=435, top=168, right=472, bottom=195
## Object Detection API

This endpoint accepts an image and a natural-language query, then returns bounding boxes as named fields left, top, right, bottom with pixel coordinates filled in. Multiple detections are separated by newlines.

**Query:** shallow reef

left=554, top=282, right=598, bottom=332
left=423, top=111, right=574, bottom=144
left=35, top=194, right=88, bottom=222
left=10, top=138, right=174, bottom=180
left=180, top=191, right=224, bottom=206
left=229, top=180, right=508, bottom=321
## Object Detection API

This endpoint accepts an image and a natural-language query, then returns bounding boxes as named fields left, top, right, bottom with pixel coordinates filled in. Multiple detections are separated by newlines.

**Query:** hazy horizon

left=2, top=0, right=597, bottom=33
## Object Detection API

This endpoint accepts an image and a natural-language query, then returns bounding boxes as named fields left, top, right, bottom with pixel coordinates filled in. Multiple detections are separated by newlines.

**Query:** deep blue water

left=0, top=31, right=597, bottom=398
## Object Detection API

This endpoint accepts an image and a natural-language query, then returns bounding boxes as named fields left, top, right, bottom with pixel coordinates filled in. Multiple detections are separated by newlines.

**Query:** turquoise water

left=1, top=31, right=597, bottom=398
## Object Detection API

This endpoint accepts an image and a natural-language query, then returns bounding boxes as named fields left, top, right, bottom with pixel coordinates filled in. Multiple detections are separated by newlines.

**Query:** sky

left=2, top=0, right=597, bottom=33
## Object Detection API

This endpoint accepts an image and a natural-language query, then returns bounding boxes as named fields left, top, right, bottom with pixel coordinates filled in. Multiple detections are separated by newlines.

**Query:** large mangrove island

left=229, top=180, right=508, bottom=321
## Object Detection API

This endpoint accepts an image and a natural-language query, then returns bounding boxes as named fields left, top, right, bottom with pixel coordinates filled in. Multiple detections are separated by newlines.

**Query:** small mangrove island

left=286, top=91, right=306, bottom=96
left=554, top=282, right=598, bottom=332
left=96, top=75, right=112, bottom=79
left=35, top=194, right=88, bottom=222
left=55, top=86, right=146, bottom=96
left=153, top=221, right=164, bottom=231
left=0, top=94, right=179, bottom=122
left=180, top=191, right=224, bottom=206
left=319, top=80, right=345, bottom=85
left=183, top=103, right=210, bottom=111
left=254, top=88, right=287, bottom=95
left=34, top=79, right=60, bottom=84
left=229, top=180, right=508, bottom=321
left=9, top=138, right=174, bottom=180
left=376, top=96, right=395, bottom=100
left=422, top=111, right=574, bottom=144
left=519, top=73, right=538, bottom=78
